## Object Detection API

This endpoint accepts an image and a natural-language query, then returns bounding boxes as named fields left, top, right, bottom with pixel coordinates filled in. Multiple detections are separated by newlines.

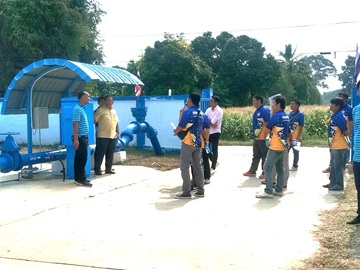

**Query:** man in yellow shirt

left=94, top=95, right=119, bottom=175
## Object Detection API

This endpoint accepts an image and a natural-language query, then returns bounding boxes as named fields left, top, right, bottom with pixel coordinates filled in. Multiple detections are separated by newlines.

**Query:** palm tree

left=278, top=44, right=320, bottom=104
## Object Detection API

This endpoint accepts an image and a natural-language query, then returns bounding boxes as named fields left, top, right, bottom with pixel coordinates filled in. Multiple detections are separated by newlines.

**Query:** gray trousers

left=249, top=140, right=268, bottom=172
left=272, top=148, right=289, bottom=185
left=264, top=149, right=286, bottom=194
left=329, top=149, right=347, bottom=189
left=180, top=142, right=204, bottom=194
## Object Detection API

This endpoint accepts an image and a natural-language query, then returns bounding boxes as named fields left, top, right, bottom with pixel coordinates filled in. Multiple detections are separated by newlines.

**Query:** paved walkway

left=0, top=146, right=343, bottom=270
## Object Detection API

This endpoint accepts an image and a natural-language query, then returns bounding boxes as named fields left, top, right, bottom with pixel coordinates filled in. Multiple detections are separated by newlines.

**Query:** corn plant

left=222, top=105, right=330, bottom=142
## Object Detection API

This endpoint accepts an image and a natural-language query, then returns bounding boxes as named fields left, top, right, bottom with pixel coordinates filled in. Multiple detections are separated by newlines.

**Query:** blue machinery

left=0, top=132, right=67, bottom=174
left=0, top=55, right=212, bottom=181
left=0, top=98, right=162, bottom=181
left=0, top=58, right=163, bottom=182
left=0, top=103, right=162, bottom=180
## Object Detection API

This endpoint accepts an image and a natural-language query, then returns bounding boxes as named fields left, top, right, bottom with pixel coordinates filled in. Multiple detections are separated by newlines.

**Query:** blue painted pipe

left=144, top=121, right=162, bottom=155
left=0, top=149, right=68, bottom=173
left=20, top=149, right=67, bottom=169
left=0, top=120, right=162, bottom=174
left=119, top=121, right=163, bottom=155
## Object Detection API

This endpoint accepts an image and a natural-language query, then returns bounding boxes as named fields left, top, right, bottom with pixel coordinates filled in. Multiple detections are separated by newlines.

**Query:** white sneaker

left=273, top=191, right=284, bottom=196
left=255, top=192, right=273, bottom=199
left=290, top=166, right=298, bottom=171
left=210, top=168, right=216, bottom=175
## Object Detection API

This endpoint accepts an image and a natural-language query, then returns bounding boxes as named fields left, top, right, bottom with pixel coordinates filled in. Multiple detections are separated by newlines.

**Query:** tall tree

left=278, top=44, right=321, bottom=104
left=301, top=55, right=337, bottom=89
left=215, top=34, right=281, bottom=106
left=192, top=32, right=283, bottom=106
left=338, top=56, right=355, bottom=95
left=137, top=33, right=213, bottom=96
left=0, top=0, right=104, bottom=97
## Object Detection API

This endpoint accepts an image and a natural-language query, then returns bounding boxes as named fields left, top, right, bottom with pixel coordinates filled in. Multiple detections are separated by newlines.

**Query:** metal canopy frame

left=0, top=58, right=144, bottom=154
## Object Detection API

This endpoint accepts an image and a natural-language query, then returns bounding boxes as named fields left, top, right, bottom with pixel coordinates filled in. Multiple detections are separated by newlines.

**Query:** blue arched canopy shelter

left=1, top=58, right=144, bottom=153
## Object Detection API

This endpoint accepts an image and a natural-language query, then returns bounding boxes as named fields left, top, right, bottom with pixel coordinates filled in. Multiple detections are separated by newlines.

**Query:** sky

left=97, top=0, right=359, bottom=92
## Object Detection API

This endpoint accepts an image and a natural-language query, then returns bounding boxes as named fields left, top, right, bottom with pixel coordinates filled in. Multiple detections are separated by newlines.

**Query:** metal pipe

left=19, top=149, right=67, bottom=170
left=144, top=121, right=162, bottom=155
left=119, top=121, right=162, bottom=155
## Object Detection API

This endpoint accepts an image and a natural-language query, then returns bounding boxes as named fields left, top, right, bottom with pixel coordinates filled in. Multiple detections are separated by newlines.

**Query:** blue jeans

left=329, top=149, right=347, bottom=189
left=291, top=147, right=299, bottom=168
left=264, top=149, right=286, bottom=194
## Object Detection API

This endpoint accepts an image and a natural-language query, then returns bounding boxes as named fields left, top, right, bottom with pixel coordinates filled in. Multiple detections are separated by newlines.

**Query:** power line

left=103, top=48, right=356, bottom=65
left=101, top=19, right=359, bottom=65
left=101, top=21, right=360, bottom=39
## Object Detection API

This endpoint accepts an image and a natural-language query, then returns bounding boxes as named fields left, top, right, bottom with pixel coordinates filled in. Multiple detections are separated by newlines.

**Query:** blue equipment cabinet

left=60, top=97, right=94, bottom=179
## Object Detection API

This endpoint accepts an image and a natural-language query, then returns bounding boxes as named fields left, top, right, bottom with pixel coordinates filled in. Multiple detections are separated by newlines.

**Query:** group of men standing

left=70, top=89, right=360, bottom=225
left=173, top=93, right=223, bottom=199
left=71, top=91, right=224, bottom=196
left=71, top=92, right=119, bottom=188
left=241, top=91, right=359, bottom=225
left=320, top=89, right=360, bottom=225
left=242, top=94, right=304, bottom=198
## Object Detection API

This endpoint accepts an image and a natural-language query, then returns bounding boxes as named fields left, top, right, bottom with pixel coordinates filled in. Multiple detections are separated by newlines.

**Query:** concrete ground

left=0, top=146, right=343, bottom=270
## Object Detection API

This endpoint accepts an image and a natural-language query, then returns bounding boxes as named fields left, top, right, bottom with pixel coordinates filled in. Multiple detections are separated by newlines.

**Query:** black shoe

left=347, top=216, right=360, bottom=225
left=329, top=186, right=344, bottom=191
left=75, top=178, right=90, bottom=183
left=322, top=184, right=330, bottom=188
left=191, top=185, right=197, bottom=191
left=194, top=191, right=204, bottom=197
left=175, top=192, right=192, bottom=199
left=105, top=170, right=115, bottom=174
left=75, top=180, right=92, bottom=187
left=94, top=170, right=102, bottom=176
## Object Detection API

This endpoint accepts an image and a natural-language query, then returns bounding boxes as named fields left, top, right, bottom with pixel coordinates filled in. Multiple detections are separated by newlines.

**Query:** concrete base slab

left=0, top=146, right=343, bottom=269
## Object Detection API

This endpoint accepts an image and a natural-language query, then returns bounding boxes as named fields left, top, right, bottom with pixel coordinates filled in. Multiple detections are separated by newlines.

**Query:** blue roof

left=1, top=58, right=144, bottom=115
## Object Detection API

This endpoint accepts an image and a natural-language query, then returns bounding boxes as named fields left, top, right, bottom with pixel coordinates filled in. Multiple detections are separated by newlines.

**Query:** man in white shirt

left=204, top=95, right=223, bottom=177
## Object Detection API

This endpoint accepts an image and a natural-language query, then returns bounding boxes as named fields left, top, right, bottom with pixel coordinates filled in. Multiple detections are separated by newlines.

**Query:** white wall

left=0, top=96, right=188, bottom=150
left=0, top=102, right=61, bottom=145
left=145, top=98, right=185, bottom=149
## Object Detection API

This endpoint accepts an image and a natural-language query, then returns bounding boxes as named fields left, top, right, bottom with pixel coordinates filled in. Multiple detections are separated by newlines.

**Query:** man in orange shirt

left=322, top=97, right=350, bottom=191
left=256, top=95, right=292, bottom=199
